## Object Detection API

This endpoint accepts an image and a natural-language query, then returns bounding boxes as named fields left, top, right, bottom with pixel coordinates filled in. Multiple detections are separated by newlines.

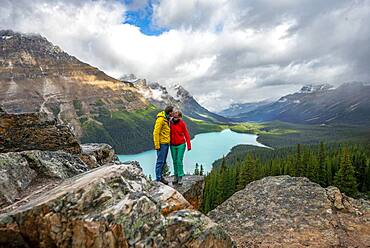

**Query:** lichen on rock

left=80, top=143, right=118, bottom=168
left=0, top=111, right=81, bottom=154
left=0, top=163, right=234, bottom=247
left=0, top=150, right=88, bottom=208
left=208, top=175, right=370, bottom=247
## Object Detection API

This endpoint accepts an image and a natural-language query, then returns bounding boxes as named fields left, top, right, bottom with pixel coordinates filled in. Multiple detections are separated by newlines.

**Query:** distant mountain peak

left=174, top=84, right=191, bottom=100
left=119, top=73, right=139, bottom=83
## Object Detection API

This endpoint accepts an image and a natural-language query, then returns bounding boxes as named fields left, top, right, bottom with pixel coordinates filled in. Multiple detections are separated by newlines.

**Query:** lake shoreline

left=118, top=129, right=268, bottom=177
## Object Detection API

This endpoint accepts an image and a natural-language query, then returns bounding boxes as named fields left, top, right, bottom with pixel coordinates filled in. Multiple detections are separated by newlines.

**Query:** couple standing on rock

left=153, top=106, right=192, bottom=185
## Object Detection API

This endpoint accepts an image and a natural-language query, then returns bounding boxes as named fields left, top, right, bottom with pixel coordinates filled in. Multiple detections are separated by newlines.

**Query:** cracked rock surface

left=0, top=162, right=234, bottom=248
left=0, top=150, right=88, bottom=208
left=208, top=176, right=370, bottom=247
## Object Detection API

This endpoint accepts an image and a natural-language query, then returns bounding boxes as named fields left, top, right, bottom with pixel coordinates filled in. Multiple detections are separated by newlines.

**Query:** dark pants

left=155, top=144, right=169, bottom=181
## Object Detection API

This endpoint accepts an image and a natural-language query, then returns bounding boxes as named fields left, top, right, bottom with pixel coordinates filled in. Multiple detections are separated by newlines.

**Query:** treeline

left=202, top=142, right=370, bottom=213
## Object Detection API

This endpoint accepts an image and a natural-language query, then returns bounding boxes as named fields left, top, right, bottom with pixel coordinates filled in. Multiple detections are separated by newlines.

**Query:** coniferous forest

left=202, top=142, right=370, bottom=213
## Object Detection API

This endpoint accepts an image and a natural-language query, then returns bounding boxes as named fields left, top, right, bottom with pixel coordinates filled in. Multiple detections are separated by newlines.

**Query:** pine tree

left=302, top=149, right=310, bottom=177
left=271, top=160, right=280, bottom=176
left=202, top=174, right=211, bottom=212
left=296, top=144, right=302, bottom=176
left=236, top=154, right=256, bottom=190
left=200, top=164, right=204, bottom=176
left=220, top=156, right=226, bottom=172
left=148, top=174, right=152, bottom=181
left=236, top=163, right=245, bottom=191
left=334, top=147, right=358, bottom=197
left=215, top=170, right=225, bottom=205
left=285, top=155, right=296, bottom=176
left=194, top=163, right=200, bottom=175
left=364, top=159, right=370, bottom=192
left=353, top=151, right=368, bottom=192
left=317, top=142, right=328, bottom=186
left=307, top=152, right=319, bottom=183
left=326, top=160, right=333, bottom=186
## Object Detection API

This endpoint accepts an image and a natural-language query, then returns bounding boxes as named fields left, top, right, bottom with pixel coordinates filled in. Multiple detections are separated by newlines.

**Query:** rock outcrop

left=0, top=111, right=81, bottom=154
left=208, top=176, right=370, bottom=247
left=167, top=175, right=205, bottom=210
left=80, top=143, right=118, bottom=168
left=0, top=163, right=234, bottom=248
left=0, top=150, right=88, bottom=208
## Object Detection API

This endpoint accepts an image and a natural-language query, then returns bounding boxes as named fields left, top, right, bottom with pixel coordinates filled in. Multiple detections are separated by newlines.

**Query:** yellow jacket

left=153, top=111, right=170, bottom=149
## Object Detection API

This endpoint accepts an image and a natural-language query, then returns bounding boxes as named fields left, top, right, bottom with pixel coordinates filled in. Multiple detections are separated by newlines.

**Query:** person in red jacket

left=170, top=111, right=191, bottom=185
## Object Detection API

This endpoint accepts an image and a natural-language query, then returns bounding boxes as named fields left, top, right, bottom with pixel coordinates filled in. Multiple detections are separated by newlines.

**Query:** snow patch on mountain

left=2, top=35, right=13, bottom=40
left=298, top=84, right=333, bottom=94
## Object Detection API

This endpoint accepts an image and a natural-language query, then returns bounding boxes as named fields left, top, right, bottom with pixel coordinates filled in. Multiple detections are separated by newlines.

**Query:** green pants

left=170, top=143, right=186, bottom=177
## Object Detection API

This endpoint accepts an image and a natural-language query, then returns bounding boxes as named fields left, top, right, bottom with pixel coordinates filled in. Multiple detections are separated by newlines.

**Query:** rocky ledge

left=0, top=150, right=88, bottom=208
left=0, top=162, right=234, bottom=247
left=0, top=112, right=80, bottom=154
left=0, top=141, right=118, bottom=210
left=208, top=175, right=370, bottom=247
left=80, top=143, right=118, bottom=168
left=167, top=175, right=205, bottom=210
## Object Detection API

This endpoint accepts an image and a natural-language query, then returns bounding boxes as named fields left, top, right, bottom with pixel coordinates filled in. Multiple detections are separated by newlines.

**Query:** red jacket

left=170, top=119, right=191, bottom=149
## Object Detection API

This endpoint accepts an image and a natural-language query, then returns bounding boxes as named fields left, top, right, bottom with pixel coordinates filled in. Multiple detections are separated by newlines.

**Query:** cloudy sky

left=1, top=0, right=370, bottom=111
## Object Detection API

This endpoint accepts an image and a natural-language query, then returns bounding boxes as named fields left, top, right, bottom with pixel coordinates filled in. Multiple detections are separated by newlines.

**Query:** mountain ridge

left=120, top=74, right=229, bottom=123
left=228, top=82, right=370, bottom=125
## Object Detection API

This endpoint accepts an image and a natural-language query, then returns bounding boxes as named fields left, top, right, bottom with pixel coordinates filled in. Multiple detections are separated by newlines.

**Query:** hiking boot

left=160, top=177, right=169, bottom=185
left=173, top=176, right=179, bottom=185
left=177, top=176, right=183, bottom=186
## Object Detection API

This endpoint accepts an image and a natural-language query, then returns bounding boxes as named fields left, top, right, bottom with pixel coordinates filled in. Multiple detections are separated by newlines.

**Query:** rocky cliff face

left=0, top=163, right=234, bottom=248
left=0, top=30, right=148, bottom=137
left=167, top=175, right=205, bottom=210
left=208, top=176, right=370, bottom=247
left=0, top=111, right=80, bottom=154
left=0, top=111, right=118, bottom=208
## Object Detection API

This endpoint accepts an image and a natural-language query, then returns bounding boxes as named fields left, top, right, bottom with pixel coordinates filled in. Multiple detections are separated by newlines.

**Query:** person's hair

left=174, top=111, right=183, bottom=118
left=165, top=106, right=174, bottom=115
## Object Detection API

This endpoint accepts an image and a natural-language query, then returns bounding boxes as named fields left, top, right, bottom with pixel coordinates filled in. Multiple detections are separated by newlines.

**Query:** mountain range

left=0, top=30, right=225, bottom=154
left=1, top=29, right=369, bottom=155
left=221, top=83, right=370, bottom=125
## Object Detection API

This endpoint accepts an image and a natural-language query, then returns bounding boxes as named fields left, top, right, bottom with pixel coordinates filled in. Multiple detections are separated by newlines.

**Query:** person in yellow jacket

left=153, top=106, right=173, bottom=184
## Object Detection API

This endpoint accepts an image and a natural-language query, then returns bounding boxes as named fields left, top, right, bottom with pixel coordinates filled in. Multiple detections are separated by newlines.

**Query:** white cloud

left=1, top=0, right=369, bottom=111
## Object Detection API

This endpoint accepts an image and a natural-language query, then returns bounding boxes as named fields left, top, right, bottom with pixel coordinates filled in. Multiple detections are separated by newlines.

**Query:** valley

left=1, top=28, right=370, bottom=248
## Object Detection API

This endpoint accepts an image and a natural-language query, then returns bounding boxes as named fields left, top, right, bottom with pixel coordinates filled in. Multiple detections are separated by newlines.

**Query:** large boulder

left=0, top=112, right=81, bottom=154
left=80, top=143, right=118, bottom=168
left=0, top=163, right=234, bottom=247
left=0, top=150, right=88, bottom=208
left=208, top=176, right=370, bottom=247
left=167, top=175, right=205, bottom=210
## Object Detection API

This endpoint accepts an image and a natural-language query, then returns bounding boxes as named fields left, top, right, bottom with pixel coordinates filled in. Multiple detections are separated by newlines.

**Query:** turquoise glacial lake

left=118, top=129, right=268, bottom=178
